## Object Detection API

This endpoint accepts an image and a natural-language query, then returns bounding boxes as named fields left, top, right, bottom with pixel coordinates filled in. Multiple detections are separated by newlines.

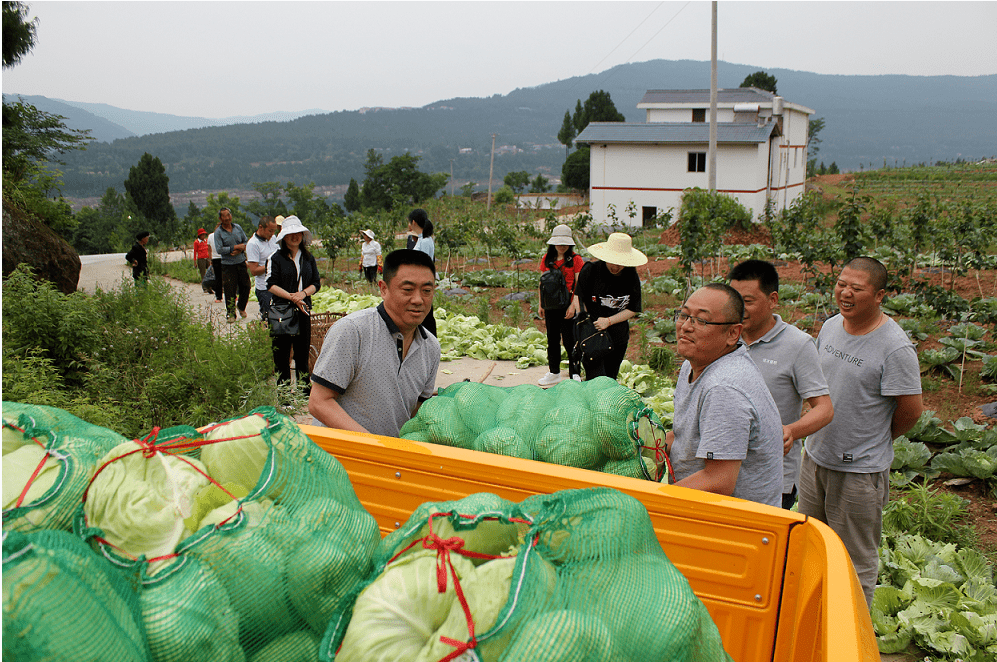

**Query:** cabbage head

left=2, top=443, right=62, bottom=518
left=85, top=441, right=210, bottom=562
left=336, top=549, right=477, bottom=662
left=418, top=556, right=517, bottom=662
left=200, top=415, right=271, bottom=495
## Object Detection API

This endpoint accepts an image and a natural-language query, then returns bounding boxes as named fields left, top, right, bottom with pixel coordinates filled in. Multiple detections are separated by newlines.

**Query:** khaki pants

left=797, top=451, right=889, bottom=608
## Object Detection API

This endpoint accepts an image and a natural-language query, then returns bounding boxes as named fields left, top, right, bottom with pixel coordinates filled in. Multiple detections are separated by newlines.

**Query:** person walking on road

left=213, top=207, right=251, bottom=323
left=193, top=228, right=212, bottom=293
left=125, top=231, right=151, bottom=284
left=537, top=224, right=583, bottom=386
left=246, top=216, right=279, bottom=322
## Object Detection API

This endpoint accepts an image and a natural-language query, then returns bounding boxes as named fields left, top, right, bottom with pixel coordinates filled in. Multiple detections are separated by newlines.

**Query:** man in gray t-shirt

left=798, top=257, right=922, bottom=607
left=730, top=260, right=833, bottom=510
left=665, top=284, right=784, bottom=507
left=309, top=250, right=441, bottom=438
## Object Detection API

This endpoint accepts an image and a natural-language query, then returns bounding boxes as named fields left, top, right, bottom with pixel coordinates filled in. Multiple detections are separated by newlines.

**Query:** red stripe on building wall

left=591, top=181, right=806, bottom=194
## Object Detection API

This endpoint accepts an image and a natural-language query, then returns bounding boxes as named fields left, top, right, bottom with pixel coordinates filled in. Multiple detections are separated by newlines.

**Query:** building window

left=642, top=206, right=657, bottom=227
left=692, top=108, right=706, bottom=122
left=688, top=152, right=706, bottom=172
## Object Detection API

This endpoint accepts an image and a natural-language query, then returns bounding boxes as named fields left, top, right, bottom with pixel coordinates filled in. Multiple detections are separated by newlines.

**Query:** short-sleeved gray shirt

left=743, top=315, right=830, bottom=493
left=670, top=346, right=784, bottom=507
left=807, top=314, right=921, bottom=473
left=310, top=304, right=440, bottom=438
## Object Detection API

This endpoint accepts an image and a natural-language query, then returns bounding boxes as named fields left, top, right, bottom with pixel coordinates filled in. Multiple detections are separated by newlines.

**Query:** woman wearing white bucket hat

left=574, top=232, right=647, bottom=380
left=267, top=215, right=321, bottom=388
left=537, top=224, right=584, bottom=386
left=359, top=229, right=381, bottom=285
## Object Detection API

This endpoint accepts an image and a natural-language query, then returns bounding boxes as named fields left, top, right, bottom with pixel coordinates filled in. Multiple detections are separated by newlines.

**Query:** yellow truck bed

left=303, top=425, right=879, bottom=662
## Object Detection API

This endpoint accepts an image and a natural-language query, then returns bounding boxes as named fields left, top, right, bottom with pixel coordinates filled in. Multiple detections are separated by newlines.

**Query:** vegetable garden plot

left=329, top=489, right=732, bottom=662
left=3, top=401, right=128, bottom=533
left=400, top=378, right=670, bottom=482
left=69, top=407, right=381, bottom=662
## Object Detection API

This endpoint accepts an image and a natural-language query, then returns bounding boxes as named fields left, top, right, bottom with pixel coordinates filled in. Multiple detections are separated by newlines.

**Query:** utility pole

left=708, top=1, right=717, bottom=194
left=487, top=133, right=497, bottom=211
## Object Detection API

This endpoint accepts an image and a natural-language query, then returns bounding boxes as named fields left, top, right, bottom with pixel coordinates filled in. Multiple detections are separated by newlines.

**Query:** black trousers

left=580, top=326, right=629, bottom=381
left=219, top=262, right=250, bottom=317
left=272, top=311, right=312, bottom=387
left=422, top=306, right=437, bottom=337
left=543, top=308, right=579, bottom=375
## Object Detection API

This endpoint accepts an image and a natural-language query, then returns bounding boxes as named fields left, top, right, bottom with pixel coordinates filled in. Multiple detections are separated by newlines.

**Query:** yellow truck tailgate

left=304, top=425, right=878, bottom=662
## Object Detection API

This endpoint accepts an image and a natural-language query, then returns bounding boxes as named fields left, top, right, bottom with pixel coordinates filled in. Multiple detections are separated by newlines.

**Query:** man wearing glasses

left=664, top=284, right=783, bottom=507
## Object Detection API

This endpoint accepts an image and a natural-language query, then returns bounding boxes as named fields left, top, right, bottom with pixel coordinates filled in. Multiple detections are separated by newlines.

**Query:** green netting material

left=399, top=378, right=669, bottom=481
left=64, top=406, right=381, bottom=662
left=3, top=528, right=152, bottom=662
left=327, top=488, right=732, bottom=662
left=3, top=401, right=128, bottom=533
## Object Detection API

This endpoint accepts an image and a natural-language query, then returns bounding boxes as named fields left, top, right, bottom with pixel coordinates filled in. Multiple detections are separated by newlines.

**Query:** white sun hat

left=586, top=232, right=648, bottom=267
left=546, top=224, right=576, bottom=246
left=361, top=229, right=375, bottom=240
left=276, top=215, right=312, bottom=244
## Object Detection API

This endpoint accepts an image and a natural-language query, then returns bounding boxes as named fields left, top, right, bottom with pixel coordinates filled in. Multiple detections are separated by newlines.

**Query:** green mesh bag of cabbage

left=3, top=528, right=152, bottom=662
left=3, top=401, right=128, bottom=533
left=328, top=488, right=732, bottom=662
left=72, top=406, right=382, bottom=662
left=399, top=377, right=669, bottom=481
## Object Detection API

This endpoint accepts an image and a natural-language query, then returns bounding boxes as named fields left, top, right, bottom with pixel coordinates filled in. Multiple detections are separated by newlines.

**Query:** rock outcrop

left=2, top=202, right=82, bottom=294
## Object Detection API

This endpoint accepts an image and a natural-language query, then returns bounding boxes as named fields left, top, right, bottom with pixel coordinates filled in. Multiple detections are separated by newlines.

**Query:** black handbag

left=268, top=300, right=300, bottom=336
left=573, top=313, right=613, bottom=361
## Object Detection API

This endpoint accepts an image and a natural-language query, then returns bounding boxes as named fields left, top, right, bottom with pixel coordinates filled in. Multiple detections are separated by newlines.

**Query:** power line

left=586, top=2, right=693, bottom=88
left=624, top=1, right=692, bottom=65
left=582, top=2, right=666, bottom=79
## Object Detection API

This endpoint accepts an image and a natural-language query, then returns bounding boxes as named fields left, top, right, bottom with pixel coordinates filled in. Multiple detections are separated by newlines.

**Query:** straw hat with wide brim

left=276, top=215, right=312, bottom=244
left=586, top=232, right=648, bottom=267
left=361, top=229, right=375, bottom=240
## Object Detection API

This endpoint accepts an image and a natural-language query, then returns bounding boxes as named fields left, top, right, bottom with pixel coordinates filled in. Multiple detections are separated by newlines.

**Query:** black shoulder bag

left=572, top=298, right=613, bottom=362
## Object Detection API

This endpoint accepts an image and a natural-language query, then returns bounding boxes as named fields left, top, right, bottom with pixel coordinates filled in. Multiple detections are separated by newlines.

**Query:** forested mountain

left=32, top=59, right=996, bottom=200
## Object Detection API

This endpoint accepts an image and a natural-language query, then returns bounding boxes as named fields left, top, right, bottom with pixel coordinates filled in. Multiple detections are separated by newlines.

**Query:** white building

left=574, top=88, right=815, bottom=227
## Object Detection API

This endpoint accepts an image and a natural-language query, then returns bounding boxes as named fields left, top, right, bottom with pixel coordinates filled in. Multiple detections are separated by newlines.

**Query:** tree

left=3, top=1, right=90, bottom=241
left=561, top=147, right=590, bottom=192
left=2, top=1, right=36, bottom=68
left=124, top=152, right=178, bottom=243
left=344, top=177, right=361, bottom=213
left=529, top=174, right=551, bottom=194
left=2, top=98, right=92, bottom=182
left=493, top=186, right=515, bottom=205
left=557, top=110, right=575, bottom=159
left=360, top=150, right=447, bottom=212
left=570, top=90, right=625, bottom=137
left=503, top=171, right=530, bottom=194
left=71, top=187, right=133, bottom=255
left=806, top=118, right=826, bottom=176
left=244, top=181, right=287, bottom=220
left=740, top=71, right=778, bottom=94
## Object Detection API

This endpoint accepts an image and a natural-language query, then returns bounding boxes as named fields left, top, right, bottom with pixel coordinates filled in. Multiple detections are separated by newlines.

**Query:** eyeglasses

left=674, top=311, right=740, bottom=328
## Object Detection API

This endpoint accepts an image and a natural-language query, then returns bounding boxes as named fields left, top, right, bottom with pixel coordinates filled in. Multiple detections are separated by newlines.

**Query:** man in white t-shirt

left=245, top=216, right=279, bottom=321
left=729, top=260, right=834, bottom=510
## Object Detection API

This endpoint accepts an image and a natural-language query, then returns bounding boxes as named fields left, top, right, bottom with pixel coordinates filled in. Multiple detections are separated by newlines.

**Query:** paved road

left=76, top=252, right=553, bottom=390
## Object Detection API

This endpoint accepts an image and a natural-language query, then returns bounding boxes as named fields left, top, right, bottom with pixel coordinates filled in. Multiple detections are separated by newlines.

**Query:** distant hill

left=4, top=94, right=135, bottom=143
left=31, top=59, right=996, bottom=200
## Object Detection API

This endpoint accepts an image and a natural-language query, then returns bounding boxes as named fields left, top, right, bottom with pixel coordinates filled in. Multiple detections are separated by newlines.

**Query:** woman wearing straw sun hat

left=574, top=232, right=647, bottom=381
left=537, top=224, right=585, bottom=386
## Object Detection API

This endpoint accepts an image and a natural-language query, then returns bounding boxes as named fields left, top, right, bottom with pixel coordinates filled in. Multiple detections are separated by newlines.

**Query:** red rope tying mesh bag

left=71, top=406, right=381, bottom=662
left=3, top=402, right=128, bottom=533
left=328, top=488, right=733, bottom=662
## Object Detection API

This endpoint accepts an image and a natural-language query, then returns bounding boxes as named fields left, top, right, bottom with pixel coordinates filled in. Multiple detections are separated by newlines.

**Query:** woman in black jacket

left=266, top=215, right=321, bottom=388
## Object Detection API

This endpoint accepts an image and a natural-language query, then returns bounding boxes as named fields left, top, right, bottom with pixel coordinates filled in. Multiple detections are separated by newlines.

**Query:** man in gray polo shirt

left=309, top=249, right=440, bottom=438
left=664, top=283, right=783, bottom=507
left=799, top=257, right=922, bottom=607
left=730, top=260, right=834, bottom=510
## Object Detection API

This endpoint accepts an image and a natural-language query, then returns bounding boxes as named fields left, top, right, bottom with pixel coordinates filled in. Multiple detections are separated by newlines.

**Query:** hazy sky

left=3, top=1, right=995, bottom=118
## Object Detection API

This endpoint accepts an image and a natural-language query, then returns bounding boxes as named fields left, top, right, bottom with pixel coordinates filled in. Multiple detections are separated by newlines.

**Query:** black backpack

left=540, top=267, right=571, bottom=310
